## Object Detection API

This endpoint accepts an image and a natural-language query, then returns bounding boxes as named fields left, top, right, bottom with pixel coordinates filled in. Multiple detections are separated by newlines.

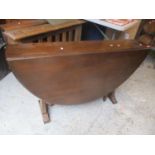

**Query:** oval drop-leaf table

left=6, top=40, right=150, bottom=123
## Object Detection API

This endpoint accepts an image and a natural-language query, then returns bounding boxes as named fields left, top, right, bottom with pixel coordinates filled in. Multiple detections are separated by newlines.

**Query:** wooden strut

left=39, top=90, right=117, bottom=124
left=39, top=99, right=50, bottom=123
left=39, top=91, right=118, bottom=124
left=38, top=90, right=118, bottom=124
left=103, top=91, right=118, bottom=104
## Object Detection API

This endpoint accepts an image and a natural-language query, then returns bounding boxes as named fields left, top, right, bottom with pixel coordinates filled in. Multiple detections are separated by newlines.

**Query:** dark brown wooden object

left=0, top=20, right=49, bottom=79
left=3, top=20, right=85, bottom=44
left=143, top=21, right=155, bottom=35
left=1, top=19, right=85, bottom=81
left=6, top=40, right=149, bottom=123
left=0, top=19, right=48, bottom=31
left=136, top=20, right=155, bottom=46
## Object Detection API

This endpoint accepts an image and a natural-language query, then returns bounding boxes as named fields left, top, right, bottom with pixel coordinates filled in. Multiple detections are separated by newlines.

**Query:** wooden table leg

left=108, top=91, right=117, bottom=104
left=39, top=99, right=50, bottom=123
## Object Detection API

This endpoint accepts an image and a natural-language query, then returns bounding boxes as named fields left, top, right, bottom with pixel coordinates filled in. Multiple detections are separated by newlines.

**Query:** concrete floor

left=0, top=55, right=155, bottom=135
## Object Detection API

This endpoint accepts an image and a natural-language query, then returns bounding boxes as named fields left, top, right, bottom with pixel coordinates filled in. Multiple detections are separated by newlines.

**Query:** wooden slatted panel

left=38, top=37, right=43, bottom=43
left=74, top=25, right=82, bottom=41
left=47, top=33, right=52, bottom=42
left=42, top=36, right=47, bottom=42
left=32, top=40, right=38, bottom=43
left=4, top=20, right=85, bottom=41
left=55, top=34, right=60, bottom=42
left=52, top=35, right=55, bottom=42
left=68, top=31, right=73, bottom=41
left=62, top=32, right=67, bottom=42
left=7, top=23, right=83, bottom=44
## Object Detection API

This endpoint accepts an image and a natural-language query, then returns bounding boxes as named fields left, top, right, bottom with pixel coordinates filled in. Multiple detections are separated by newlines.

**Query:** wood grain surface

left=4, top=20, right=85, bottom=41
left=6, top=40, right=149, bottom=105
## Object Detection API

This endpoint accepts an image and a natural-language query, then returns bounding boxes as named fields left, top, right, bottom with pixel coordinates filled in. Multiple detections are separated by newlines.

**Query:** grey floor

left=0, top=55, right=155, bottom=135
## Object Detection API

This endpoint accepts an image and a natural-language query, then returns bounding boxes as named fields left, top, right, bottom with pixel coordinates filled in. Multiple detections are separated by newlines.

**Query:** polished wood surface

left=6, top=40, right=149, bottom=105
left=0, top=20, right=47, bottom=31
left=7, top=40, right=148, bottom=60
left=4, top=20, right=85, bottom=41
left=3, top=20, right=85, bottom=45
